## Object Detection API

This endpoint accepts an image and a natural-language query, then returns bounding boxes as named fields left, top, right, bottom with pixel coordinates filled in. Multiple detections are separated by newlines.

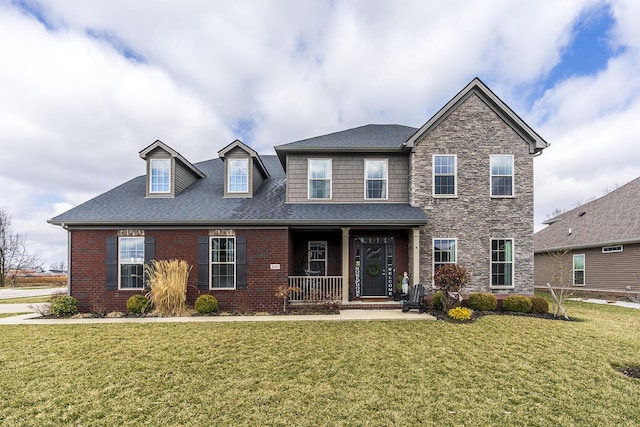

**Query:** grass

left=0, top=301, right=639, bottom=426
left=0, top=312, right=29, bottom=319
left=0, top=296, right=52, bottom=304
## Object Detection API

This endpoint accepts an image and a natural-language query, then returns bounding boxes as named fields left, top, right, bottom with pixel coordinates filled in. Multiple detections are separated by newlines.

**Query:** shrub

left=431, top=292, right=443, bottom=310
left=50, top=295, right=78, bottom=317
left=502, top=295, right=533, bottom=313
left=194, top=295, right=219, bottom=314
left=448, top=306, right=472, bottom=321
left=467, top=292, right=497, bottom=311
left=433, top=264, right=471, bottom=312
left=529, top=296, right=549, bottom=314
left=126, top=294, right=150, bottom=314
left=146, top=259, right=191, bottom=316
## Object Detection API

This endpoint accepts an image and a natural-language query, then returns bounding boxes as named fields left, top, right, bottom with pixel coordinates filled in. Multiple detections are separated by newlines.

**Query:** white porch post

left=341, top=227, right=350, bottom=303
left=412, top=227, right=421, bottom=285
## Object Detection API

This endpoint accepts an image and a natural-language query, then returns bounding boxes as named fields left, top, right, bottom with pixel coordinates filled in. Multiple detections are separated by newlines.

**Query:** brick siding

left=69, top=228, right=289, bottom=313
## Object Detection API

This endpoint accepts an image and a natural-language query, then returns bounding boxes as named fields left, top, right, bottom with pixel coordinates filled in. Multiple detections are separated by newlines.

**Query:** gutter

left=534, top=237, right=640, bottom=253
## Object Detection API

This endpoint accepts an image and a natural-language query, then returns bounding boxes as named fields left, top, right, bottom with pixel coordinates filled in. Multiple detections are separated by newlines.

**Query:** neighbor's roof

left=49, top=155, right=427, bottom=227
left=534, top=177, right=640, bottom=252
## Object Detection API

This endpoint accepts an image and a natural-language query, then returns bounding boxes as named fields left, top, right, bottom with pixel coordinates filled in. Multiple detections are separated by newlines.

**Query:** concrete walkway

left=0, top=309, right=435, bottom=325
left=0, top=286, right=66, bottom=300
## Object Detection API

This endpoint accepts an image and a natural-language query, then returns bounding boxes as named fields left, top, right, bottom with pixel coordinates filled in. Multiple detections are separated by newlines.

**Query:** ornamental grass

left=145, top=259, right=191, bottom=317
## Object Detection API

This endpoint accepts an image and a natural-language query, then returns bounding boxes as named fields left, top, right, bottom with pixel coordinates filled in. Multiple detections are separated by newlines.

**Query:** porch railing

left=288, top=276, right=342, bottom=302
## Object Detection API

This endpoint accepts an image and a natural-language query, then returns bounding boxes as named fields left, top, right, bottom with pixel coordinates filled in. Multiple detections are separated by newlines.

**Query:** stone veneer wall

left=409, top=93, right=535, bottom=294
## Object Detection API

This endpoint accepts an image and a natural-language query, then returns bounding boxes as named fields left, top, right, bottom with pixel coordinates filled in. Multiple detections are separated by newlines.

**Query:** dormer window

left=228, top=158, right=249, bottom=193
left=140, top=140, right=205, bottom=198
left=150, top=159, right=171, bottom=194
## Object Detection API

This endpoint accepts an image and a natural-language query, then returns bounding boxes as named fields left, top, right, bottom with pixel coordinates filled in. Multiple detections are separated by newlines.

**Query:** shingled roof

left=49, top=154, right=427, bottom=227
left=534, top=177, right=640, bottom=252
left=274, top=124, right=417, bottom=168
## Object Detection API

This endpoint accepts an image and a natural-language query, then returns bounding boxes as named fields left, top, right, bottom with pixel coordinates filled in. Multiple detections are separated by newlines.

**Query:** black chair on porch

left=402, top=284, right=426, bottom=313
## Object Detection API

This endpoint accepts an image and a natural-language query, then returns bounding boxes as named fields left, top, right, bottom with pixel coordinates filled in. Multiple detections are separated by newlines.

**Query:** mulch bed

left=616, top=366, right=640, bottom=379
left=423, top=309, right=578, bottom=322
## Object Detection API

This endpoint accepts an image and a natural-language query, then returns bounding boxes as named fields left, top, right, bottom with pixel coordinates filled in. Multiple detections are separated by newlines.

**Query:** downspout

left=63, top=224, right=71, bottom=296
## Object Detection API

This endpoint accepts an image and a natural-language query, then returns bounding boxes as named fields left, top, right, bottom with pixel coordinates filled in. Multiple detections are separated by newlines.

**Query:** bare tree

left=0, top=209, right=40, bottom=287
left=542, top=249, right=572, bottom=319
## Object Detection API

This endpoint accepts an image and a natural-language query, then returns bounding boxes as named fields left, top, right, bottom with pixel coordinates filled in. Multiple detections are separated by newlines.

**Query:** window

left=491, top=238, right=513, bottom=287
left=228, top=158, right=249, bottom=193
left=308, top=241, right=327, bottom=276
left=119, top=237, right=145, bottom=289
left=573, top=254, right=585, bottom=286
left=602, top=245, right=623, bottom=253
left=365, top=159, right=388, bottom=199
left=308, top=159, right=331, bottom=199
left=150, top=159, right=171, bottom=194
left=433, top=155, right=456, bottom=196
left=490, top=155, right=513, bottom=197
left=433, top=238, right=457, bottom=274
left=211, top=237, right=235, bottom=289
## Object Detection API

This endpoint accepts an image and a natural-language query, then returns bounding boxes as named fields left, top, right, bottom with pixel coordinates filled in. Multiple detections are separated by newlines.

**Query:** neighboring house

left=49, top=78, right=548, bottom=312
left=534, top=177, right=640, bottom=294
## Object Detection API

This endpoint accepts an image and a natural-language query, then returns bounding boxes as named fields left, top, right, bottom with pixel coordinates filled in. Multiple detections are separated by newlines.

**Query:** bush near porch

left=1, top=300, right=639, bottom=425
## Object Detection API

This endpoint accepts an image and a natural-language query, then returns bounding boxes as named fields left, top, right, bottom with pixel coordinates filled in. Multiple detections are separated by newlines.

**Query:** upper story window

left=433, top=155, right=456, bottom=196
left=150, top=159, right=171, bottom=194
left=228, top=158, right=249, bottom=193
left=308, top=159, right=332, bottom=199
left=365, top=159, right=388, bottom=199
left=119, top=237, right=145, bottom=289
left=490, top=155, right=514, bottom=197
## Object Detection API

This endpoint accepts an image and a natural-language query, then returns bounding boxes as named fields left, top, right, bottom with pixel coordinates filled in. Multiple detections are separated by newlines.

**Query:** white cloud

left=2, top=0, right=639, bottom=264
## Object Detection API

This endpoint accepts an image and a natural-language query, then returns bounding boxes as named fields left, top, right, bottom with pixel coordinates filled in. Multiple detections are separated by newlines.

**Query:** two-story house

left=49, top=78, right=548, bottom=312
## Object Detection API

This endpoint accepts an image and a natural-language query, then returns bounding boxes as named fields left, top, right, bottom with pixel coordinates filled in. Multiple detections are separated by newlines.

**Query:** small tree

left=433, top=264, right=470, bottom=312
left=274, top=283, right=300, bottom=313
left=0, top=209, right=40, bottom=287
left=543, top=250, right=572, bottom=320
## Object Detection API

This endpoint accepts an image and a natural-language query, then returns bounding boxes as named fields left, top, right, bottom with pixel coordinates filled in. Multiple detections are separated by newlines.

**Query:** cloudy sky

left=1, top=0, right=639, bottom=268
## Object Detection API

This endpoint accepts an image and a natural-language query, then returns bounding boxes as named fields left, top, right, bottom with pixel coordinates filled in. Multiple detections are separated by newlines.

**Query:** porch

left=287, top=227, right=421, bottom=303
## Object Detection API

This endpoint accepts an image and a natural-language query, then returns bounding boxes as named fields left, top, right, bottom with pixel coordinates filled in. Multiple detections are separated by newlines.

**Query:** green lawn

left=0, top=301, right=639, bottom=426
left=0, top=295, right=51, bottom=304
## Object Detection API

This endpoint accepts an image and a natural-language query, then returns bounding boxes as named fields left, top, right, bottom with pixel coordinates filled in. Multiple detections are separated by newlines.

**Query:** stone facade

left=409, top=93, right=535, bottom=294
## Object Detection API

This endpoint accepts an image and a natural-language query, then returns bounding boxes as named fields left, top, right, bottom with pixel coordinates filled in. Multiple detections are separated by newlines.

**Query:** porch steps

left=339, top=301, right=402, bottom=310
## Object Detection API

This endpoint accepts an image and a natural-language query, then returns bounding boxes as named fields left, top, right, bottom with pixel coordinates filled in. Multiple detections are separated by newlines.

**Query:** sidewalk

left=0, top=309, right=435, bottom=325
left=0, top=287, right=66, bottom=300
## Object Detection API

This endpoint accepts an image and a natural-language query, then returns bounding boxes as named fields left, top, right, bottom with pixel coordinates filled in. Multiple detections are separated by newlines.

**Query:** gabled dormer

left=139, top=140, right=205, bottom=198
left=218, top=140, right=270, bottom=198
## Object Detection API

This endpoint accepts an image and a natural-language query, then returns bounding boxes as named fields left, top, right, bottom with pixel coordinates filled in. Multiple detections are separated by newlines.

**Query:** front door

left=354, top=237, right=395, bottom=298
left=362, top=243, right=386, bottom=296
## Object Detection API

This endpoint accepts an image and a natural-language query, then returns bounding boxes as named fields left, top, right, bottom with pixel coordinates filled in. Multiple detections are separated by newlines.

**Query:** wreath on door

left=367, top=261, right=381, bottom=277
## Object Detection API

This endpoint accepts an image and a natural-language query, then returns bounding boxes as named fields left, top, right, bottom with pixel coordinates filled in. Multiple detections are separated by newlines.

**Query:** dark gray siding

left=175, top=161, right=199, bottom=194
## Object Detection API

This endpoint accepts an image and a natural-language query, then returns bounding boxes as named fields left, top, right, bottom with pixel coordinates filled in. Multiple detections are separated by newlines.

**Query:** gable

left=405, top=78, right=548, bottom=155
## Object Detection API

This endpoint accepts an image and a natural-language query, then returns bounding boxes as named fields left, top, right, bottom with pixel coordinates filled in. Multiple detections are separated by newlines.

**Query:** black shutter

left=144, top=236, right=155, bottom=288
left=197, top=236, right=209, bottom=290
left=236, top=236, right=247, bottom=289
left=106, top=236, right=118, bottom=290
left=144, top=236, right=155, bottom=265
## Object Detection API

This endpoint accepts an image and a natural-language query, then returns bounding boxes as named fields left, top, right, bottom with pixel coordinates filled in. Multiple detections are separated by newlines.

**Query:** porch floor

left=290, top=300, right=404, bottom=310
